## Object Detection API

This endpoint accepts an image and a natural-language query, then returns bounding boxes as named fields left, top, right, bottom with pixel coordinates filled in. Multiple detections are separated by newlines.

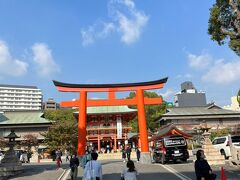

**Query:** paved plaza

left=9, top=162, right=69, bottom=180
left=63, top=160, right=240, bottom=180
left=7, top=159, right=240, bottom=180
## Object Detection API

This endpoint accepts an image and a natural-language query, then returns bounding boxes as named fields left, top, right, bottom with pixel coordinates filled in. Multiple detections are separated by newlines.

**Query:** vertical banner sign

left=117, top=116, right=122, bottom=139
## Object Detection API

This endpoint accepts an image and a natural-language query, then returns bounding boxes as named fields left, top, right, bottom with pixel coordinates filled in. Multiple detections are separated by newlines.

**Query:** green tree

left=237, top=89, right=240, bottom=106
left=0, top=138, right=7, bottom=149
left=21, top=134, right=38, bottom=151
left=210, top=128, right=231, bottom=141
left=42, top=109, right=78, bottom=153
left=127, top=91, right=167, bottom=132
left=208, top=0, right=240, bottom=56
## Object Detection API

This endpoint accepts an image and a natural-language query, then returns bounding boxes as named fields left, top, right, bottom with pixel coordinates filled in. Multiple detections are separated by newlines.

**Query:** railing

left=86, top=125, right=132, bottom=130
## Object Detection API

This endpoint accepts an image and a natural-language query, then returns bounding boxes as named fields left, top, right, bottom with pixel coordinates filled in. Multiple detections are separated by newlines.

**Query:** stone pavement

left=9, top=162, right=69, bottom=180
left=63, top=159, right=240, bottom=180
left=65, top=160, right=196, bottom=180
left=6, top=159, right=240, bottom=180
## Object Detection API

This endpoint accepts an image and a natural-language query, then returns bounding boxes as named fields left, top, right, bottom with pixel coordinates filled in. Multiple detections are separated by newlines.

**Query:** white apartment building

left=0, top=84, right=42, bottom=111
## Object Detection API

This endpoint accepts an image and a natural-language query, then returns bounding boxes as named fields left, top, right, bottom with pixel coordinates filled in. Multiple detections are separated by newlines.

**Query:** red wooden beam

left=60, top=97, right=163, bottom=108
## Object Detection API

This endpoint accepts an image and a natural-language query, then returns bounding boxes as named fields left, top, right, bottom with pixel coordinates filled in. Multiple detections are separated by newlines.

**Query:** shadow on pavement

left=9, top=162, right=69, bottom=179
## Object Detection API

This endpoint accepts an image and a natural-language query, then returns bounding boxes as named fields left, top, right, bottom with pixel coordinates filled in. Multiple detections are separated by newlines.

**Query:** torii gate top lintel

left=53, top=77, right=168, bottom=92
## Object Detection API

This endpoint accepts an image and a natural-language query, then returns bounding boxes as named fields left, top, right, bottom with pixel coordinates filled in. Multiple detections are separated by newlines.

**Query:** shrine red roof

left=151, top=123, right=192, bottom=140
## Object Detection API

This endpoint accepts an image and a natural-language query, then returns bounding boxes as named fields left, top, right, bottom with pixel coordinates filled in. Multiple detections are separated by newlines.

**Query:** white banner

left=116, top=116, right=122, bottom=139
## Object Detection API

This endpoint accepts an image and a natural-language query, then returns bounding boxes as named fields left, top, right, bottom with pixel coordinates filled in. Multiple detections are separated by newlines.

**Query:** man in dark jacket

left=195, top=150, right=216, bottom=180
left=136, top=148, right=141, bottom=162
left=70, top=154, right=80, bottom=180
left=126, top=146, right=132, bottom=161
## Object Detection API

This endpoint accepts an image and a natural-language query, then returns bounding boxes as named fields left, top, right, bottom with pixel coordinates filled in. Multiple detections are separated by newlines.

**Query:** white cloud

left=176, top=73, right=192, bottom=79
left=81, top=22, right=115, bottom=46
left=110, top=0, right=149, bottom=44
left=0, top=41, right=28, bottom=76
left=32, top=43, right=60, bottom=78
left=202, top=60, right=240, bottom=84
left=117, top=10, right=148, bottom=44
left=187, top=52, right=212, bottom=70
left=81, top=27, right=95, bottom=46
left=81, top=0, right=149, bottom=46
left=161, top=89, right=175, bottom=99
left=187, top=51, right=240, bottom=84
left=156, top=89, right=175, bottom=101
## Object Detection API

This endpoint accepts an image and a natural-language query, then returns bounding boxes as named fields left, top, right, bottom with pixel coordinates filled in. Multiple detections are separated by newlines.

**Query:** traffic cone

left=221, top=166, right=226, bottom=180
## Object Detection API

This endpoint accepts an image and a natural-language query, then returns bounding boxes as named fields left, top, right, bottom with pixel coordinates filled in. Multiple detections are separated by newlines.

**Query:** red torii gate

left=53, top=77, right=167, bottom=162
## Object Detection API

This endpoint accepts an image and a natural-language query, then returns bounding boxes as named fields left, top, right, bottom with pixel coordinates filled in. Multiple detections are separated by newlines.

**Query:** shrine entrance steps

left=98, top=152, right=137, bottom=160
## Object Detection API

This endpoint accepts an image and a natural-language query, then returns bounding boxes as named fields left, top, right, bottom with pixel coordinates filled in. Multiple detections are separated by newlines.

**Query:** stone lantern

left=4, top=130, right=20, bottom=151
left=198, top=122, right=225, bottom=165
left=0, top=130, right=23, bottom=178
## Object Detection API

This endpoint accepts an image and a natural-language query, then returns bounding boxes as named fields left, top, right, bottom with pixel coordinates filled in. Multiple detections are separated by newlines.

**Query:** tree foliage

left=210, top=128, right=231, bottom=141
left=237, top=89, right=240, bottom=106
left=0, top=138, right=7, bottom=149
left=21, top=134, right=38, bottom=151
left=42, top=109, right=78, bottom=153
left=208, top=0, right=240, bottom=56
left=127, top=91, right=167, bottom=132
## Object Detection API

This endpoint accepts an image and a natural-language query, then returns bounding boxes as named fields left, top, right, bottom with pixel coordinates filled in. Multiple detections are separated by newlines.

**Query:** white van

left=212, top=135, right=240, bottom=159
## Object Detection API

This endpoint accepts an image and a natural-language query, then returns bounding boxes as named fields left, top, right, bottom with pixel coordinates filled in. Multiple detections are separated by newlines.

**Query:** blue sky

left=0, top=0, right=239, bottom=106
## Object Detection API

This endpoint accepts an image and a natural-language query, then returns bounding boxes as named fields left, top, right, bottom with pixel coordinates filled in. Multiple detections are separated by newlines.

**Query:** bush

left=210, top=128, right=230, bottom=141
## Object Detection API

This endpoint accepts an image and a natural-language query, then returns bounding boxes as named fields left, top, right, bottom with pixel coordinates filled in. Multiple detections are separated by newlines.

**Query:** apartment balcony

left=0, top=90, right=41, bottom=95
left=0, top=94, right=42, bottom=99
left=0, top=98, right=42, bottom=102
left=0, top=102, right=42, bottom=107
left=0, top=106, right=42, bottom=110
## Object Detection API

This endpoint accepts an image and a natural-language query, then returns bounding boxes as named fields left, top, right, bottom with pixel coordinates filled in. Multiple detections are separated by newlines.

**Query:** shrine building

left=75, top=106, right=137, bottom=153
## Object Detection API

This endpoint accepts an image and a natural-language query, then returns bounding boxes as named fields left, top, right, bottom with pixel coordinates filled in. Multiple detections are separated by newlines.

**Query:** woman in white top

left=83, top=152, right=102, bottom=180
left=121, top=160, right=139, bottom=180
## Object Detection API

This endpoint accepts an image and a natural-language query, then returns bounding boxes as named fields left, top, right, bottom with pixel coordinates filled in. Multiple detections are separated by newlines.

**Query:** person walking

left=83, top=152, right=102, bottom=180
left=56, top=156, right=61, bottom=169
left=136, top=148, right=141, bottom=162
left=121, top=160, right=139, bottom=180
left=122, top=149, right=126, bottom=162
left=66, top=150, right=70, bottom=162
left=0, top=151, right=3, bottom=162
left=126, top=146, right=131, bottom=161
left=27, top=151, right=32, bottom=163
left=70, top=154, right=80, bottom=180
left=194, top=150, right=216, bottom=180
left=56, top=149, right=62, bottom=163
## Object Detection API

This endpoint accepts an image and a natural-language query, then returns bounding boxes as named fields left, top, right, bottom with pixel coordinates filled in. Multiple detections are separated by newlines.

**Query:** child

left=121, top=160, right=139, bottom=180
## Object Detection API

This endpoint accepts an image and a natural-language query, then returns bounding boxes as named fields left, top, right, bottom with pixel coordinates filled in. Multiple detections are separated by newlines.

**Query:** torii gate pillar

left=137, top=89, right=152, bottom=163
left=78, top=91, right=87, bottom=155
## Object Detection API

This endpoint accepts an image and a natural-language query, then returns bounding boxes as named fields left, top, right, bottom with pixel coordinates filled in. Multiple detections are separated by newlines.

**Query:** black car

left=153, top=135, right=189, bottom=164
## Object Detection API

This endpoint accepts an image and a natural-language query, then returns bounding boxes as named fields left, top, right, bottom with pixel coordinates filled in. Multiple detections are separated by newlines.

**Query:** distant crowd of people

left=51, top=145, right=141, bottom=180
left=15, top=150, right=32, bottom=163
left=5, top=145, right=219, bottom=180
